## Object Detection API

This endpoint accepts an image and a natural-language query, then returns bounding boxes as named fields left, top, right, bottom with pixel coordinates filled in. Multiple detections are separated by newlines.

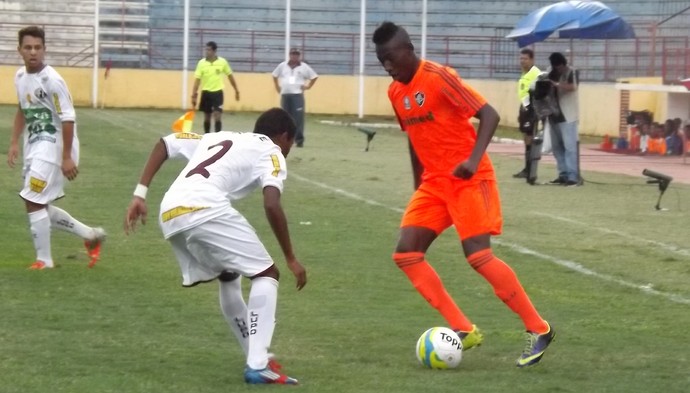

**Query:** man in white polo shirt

left=272, top=48, right=318, bottom=147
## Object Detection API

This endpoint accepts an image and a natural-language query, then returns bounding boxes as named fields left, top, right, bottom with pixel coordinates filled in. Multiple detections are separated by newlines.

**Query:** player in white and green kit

left=6, top=26, right=105, bottom=270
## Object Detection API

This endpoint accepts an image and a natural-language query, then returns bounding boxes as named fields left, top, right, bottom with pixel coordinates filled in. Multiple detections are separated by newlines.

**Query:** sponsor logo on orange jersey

left=402, top=111, right=435, bottom=126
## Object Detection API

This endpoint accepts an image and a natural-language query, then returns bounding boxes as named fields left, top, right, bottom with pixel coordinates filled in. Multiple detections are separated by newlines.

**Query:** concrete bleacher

left=98, top=0, right=150, bottom=68
left=0, top=0, right=151, bottom=69
left=0, top=0, right=96, bottom=68
left=144, top=0, right=689, bottom=79
left=0, top=0, right=687, bottom=81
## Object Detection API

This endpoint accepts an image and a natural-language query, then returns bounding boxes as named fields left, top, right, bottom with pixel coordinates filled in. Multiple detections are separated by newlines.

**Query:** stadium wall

left=619, top=77, right=664, bottom=118
left=0, top=65, right=623, bottom=136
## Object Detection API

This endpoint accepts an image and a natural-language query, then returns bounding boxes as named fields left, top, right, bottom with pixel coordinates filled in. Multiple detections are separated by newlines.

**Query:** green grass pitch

left=0, top=105, right=689, bottom=392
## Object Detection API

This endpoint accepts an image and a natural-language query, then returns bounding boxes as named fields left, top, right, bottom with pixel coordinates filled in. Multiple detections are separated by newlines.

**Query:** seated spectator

left=633, top=121, right=650, bottom=153
left=683, top=121, right=690, bottom=155
left=639, top=122, right=653, bottom=154
left=665, top=118, right=683, bottom=155
left=647, top=123, right=666, bottom=155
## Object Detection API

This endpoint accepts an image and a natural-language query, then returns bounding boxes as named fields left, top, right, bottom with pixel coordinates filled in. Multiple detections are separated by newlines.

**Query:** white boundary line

left=125, top=111, right=689, bottom=306
left=318, top=120, right=523, bottom=144
left=291, top=173, right=690, bottom=305
left=492, top=241, right=690, bottom=305
left=534, top=212, right=690, bottom=258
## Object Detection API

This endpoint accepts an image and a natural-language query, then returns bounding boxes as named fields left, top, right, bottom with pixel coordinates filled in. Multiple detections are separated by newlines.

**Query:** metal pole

left=182, top=0, right=190, bottom=109
left=357, top=0, right=366, bottom=118
left=421, top=0, right=427, bottom=58
left=649, top=23, right=657, bottom=76
left=657, top=5, right=690, bottom=27
left=92, top=0, right=99, bottom=108
left=285, top=0, right=291, bottom=60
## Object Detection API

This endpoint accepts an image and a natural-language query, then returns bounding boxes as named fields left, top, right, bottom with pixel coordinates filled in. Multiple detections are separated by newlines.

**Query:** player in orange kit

left=373, top=21, right=554, bottom=367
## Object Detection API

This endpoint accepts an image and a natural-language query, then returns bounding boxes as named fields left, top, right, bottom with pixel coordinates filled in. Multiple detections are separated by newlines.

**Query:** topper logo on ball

left=440, top=332, right=462, bottom=349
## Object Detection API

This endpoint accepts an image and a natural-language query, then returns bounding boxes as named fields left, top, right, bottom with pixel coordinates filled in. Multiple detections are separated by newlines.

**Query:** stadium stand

left=0, top=0, right=687, bottom=82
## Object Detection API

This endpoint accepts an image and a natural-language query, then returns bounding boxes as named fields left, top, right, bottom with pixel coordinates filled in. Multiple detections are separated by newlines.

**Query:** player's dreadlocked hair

left=254, top=108, right=296, bottom=139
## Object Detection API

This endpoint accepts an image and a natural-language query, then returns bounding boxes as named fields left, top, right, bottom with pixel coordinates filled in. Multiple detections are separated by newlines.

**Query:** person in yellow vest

left=191, top=41, right=240, bottom=133
left=514, top=48, right=541, bottom=179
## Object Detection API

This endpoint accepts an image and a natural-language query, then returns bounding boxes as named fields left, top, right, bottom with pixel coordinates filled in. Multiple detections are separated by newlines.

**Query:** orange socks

left=467, top=249, right=548, bottom=334
left=393, top=250, right=548, bottom=334
left=393, top=252, right=473, bottom=332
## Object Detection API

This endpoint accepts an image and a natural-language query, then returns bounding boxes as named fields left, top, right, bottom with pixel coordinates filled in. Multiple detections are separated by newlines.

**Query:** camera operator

left=546, top=52, right=580, bottom=186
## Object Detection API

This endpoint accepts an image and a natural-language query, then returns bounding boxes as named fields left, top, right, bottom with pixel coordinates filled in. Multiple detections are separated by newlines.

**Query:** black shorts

left=518, top=105, right=537, bottom=135
left=199, top=90, right=224, bottom=114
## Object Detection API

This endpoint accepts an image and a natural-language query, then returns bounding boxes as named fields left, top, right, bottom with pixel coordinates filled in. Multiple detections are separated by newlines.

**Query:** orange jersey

left=388, top=59, right=495, bottom=180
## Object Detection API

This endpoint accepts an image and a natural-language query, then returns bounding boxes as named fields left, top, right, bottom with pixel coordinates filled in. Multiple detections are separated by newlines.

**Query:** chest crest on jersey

left=414, top=91, right=425, bottom=107
left=34, top=88, right=47, bottom=99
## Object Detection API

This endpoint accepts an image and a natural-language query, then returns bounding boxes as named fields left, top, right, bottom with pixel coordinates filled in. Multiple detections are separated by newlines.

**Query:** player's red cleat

left=84, top=227, right=107, bottom=268
left=268, top=357, right=283, bottom=372
left=244, top=367, right=298, bottom=385
left=28, top=261, right=52, bottom=270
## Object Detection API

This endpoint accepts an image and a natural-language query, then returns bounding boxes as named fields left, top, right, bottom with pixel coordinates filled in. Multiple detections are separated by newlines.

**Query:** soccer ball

left=415, top=327, right=463, bottom=369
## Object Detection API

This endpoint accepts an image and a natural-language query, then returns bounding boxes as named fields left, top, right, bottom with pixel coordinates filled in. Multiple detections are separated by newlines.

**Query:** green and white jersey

left=15, top=65, right=79, bottom=166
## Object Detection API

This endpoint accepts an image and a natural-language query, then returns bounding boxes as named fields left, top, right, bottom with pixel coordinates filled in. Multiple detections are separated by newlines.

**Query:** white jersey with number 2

left=159, top=131, right=287, bottom=239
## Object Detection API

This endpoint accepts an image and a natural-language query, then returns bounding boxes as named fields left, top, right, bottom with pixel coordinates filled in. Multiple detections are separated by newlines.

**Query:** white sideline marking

left=291, top=174, right=405, bottom=214
left=318, top=120, right=401, bottom=129
left=535, top=212, right=690, bottom=258
left=291, top=173, right=690, bottom=305
left=318, top=120, right=522, bottom=144
left=494, top=241, right=690, bottom=305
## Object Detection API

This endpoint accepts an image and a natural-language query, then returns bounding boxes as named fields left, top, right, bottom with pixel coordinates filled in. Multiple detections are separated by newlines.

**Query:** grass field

left=0, top=105, right=689, bottom=393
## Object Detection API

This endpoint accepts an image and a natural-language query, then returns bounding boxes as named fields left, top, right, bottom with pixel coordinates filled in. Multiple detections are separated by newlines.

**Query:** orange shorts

left=400, top=177, right=503, bottom=240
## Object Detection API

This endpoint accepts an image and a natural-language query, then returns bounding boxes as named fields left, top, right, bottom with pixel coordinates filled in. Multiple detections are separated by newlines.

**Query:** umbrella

left=506, top=1, right=635, bottom=47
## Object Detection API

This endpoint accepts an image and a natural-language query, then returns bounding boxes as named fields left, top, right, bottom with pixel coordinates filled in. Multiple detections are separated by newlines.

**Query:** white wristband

left=133, top=184, right=148, bottom=199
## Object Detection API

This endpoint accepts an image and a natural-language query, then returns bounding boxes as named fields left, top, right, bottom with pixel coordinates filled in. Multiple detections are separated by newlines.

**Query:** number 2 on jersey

left=186, top=140, right=233, bottom=178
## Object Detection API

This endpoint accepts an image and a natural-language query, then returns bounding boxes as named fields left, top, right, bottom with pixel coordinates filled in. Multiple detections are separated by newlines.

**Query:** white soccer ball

left=415, top=327, right=463, bottom=369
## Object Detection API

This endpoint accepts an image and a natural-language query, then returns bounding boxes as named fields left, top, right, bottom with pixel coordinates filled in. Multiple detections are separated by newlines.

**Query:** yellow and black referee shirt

left=194, top=56, right=232, bottom=92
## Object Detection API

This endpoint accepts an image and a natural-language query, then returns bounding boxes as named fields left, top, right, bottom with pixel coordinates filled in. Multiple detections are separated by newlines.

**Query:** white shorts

left=168, top=211, right=274, bottom=287
left=20, top=159, right=65, bottom=205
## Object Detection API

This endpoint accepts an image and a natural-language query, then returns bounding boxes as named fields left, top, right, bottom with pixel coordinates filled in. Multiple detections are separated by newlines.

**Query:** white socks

left=28, top=209, right=53, bottom=267
left=47, top=205, right=96, bottom=240
left=219, top=278, right=249, bottom=356
left=245, top=276, right=279, bottom=370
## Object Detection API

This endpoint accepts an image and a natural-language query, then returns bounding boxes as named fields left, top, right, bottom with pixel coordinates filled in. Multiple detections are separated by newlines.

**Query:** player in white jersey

left=6, top=26, right=105, bottom=270
left=124, top=108, right=307, bottom=385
